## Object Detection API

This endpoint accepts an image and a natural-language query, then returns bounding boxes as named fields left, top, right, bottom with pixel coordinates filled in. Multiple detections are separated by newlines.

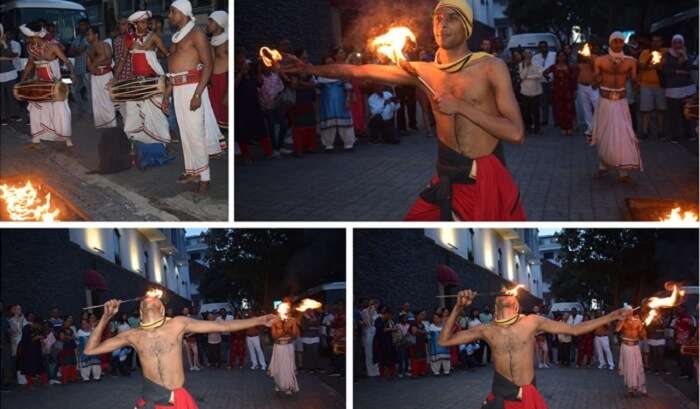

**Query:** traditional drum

left=13, top=80, right=68, bottom=102
left=109, top=76, right=165, bottom=102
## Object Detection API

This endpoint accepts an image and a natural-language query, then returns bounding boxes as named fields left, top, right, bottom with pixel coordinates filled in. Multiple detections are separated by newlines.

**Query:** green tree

left=199, top=229, right=297, bottom=310
left=551, top=229, right=658, bottom=309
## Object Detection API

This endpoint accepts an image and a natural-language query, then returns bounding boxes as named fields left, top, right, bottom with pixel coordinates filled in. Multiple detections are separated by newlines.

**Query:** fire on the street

left=659, top=207, right=698, bottom=222
left=259, top=47, right=282, bottom=67
left=296, top=298, right=323, bottom=312
left=643, top=284, right=685, bottom=325
left=0, top=181, right=60, bottom=221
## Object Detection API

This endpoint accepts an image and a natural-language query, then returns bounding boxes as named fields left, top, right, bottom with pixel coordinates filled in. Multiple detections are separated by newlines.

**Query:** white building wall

left=69, top=229, right=191, bottom=299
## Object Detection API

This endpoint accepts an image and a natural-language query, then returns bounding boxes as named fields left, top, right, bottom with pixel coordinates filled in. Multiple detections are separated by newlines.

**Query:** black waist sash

left=419, top=140, right=506, bottom=221
left=141, top=377, right=176, bottom=408
left=482, top=371, right=536, bottom=409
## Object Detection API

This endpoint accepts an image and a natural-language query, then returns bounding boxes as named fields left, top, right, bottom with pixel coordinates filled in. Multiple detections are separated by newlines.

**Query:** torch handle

left=436, top=292, right=506, bottom=299
left=82, top=297, right=142, bottom=311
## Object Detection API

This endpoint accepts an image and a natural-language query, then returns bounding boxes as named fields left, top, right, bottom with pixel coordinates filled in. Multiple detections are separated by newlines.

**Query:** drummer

left=86, top=26, right=116, bottom=129
left=19, top=21, right=74, bottom=149
left=113, top=10, right=171, bottom=147
left=166, top=0, right=222, bottom=194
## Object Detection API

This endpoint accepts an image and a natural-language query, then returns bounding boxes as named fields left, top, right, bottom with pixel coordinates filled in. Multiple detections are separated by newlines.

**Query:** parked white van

left=505, top=33, right=561, bottom=60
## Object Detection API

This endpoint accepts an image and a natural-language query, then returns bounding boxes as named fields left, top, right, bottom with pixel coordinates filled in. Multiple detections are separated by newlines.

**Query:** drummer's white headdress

left=128, top=10, right=152, bottom=23
left=209, top=11, right=228, bottom=30
left=172, top=0, right=194, bottom=20
left=20, top=24, right=47, bottom=38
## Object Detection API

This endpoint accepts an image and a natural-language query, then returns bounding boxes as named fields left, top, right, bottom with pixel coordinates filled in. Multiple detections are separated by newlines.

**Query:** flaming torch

left=276, top=301, right=290, bottom=321
left=82, top=288, right=164, bottom=311
left=259, top=46, right=283, bottom=68
left=651, top=51, right=663, bottom=65
left=295, top=298, right=323, bottom=312
left=370, top=26, right=436, bottom=97
left=643, top=284, right=685, bottom=326
left=578, top=43, right=591, bottom=58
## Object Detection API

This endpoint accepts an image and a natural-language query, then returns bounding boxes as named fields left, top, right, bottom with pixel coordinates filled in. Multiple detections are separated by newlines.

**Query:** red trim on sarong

left=208, top=72, right=228, bottom=126
left=135, top=387, right=199, bottom=409
left=132, top=53, right=156, bottom=77
left=404, top=154, right=526, bottom=221
left=485, top=384, right=548, bottom=409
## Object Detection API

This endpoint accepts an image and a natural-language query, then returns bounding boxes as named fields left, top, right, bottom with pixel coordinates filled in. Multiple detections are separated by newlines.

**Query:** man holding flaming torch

left=438, top=289, right=630, bottom=409
left=83, top=290, right=278, bottom=409
left=615, top=310, right=648, bottom=397
left=283, top=0, right=526, bottom=221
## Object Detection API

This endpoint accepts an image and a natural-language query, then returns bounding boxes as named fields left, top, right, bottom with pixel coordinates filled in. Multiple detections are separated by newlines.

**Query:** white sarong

left=591, top=96, right=642, bottom=171
left=268, top=343, right=299, bottom=393
left=619, top=343, right=647, bottom=393
left=172, top=83, right=221, bottom=181
left=124, top=95, right=170, bottom=145
left=29, top=60, right=71, bottom=145
left=90, top=69, right=117, bottom=128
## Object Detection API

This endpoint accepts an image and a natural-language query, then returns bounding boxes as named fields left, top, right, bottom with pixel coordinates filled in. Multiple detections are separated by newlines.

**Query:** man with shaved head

left=438, top=289, right=630, bottom=408
left=284, top=0, right=526, bottom=221
left=84, top=293, right=278, bottom=408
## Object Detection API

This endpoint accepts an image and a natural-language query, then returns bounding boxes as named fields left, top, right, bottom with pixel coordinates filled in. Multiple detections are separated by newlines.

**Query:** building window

left=144, top=250, right=150, bottom=280
left=497, top=248, right=503, bottom=277
left=113, top=229, right=121, bottom=267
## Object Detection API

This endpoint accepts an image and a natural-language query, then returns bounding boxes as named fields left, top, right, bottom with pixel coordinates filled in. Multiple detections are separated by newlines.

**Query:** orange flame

left=644, top=285, right=685, bottom=325
left=277, top=302, right=290, bottom=320
left=370, top=26, right=416, bottom=64
left=504, top=284, right=525, bottom=297
left=651, top=51, right=662, bottom=65
left=659, top=207, right=698, bottom=222
left=0, top=181, right=60, bottom=221
left=578, top=43, right=591, bottom=57
left=296, top=298, right=323, bottom=312
left=259, top=47, right=282, bottom=67
left=145, top=288, right=164, bottom=299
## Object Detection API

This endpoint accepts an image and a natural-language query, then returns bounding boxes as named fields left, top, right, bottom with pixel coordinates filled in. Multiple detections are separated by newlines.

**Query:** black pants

left=208, top=343, right=221, bottom=367
left=666, top=97, right=694, bottom=141
left=559, top=342, right=571, bottom=366
left=0, top=78, right=21, bottom=121
left=649, top=344, right=665, bottom=373
left=628, top=102, right=638, bottom=133
left=395, top=85, right=417, bottom=130
left=522, top=94, right=541, bottom=132
left=369, top=114, right=399, bottom=143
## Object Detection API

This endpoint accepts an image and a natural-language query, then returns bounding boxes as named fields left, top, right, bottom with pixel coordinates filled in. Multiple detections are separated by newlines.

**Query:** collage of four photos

left=0, top=0, right=699, bottom=409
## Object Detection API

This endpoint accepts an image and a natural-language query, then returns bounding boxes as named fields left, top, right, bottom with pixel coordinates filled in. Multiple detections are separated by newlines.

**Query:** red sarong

left=404, top=154, right=526, bottom=221
left=136, top=387, right=199, bottom=409
left=485, top=384, right=548, bottom=409
left=208, top=72, right=228, bottom=128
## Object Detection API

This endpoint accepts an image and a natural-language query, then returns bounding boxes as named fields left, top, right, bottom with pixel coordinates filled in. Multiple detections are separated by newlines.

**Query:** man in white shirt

left=532, top=41, right=556, bottom=126
left=368, top=85, right=401, bottom=144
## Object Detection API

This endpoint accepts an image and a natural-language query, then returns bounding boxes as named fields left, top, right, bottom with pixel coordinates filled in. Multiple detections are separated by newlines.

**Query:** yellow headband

left=435, top=0, right=474, bottom=39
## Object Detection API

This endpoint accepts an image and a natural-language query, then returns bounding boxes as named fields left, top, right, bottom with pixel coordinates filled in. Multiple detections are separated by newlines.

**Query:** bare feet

left=176, top=173, right=200, bottom=184
left=196, top=181, right=209, bottom=195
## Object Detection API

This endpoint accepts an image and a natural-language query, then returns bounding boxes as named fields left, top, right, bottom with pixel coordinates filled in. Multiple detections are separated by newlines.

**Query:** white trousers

left=363, top=331, right=379, bottom=376
left=594, top=335, right=614, bottom=368
left=90, top=72, right=117, bottom=128
left=577, top=84, right=599, bottom=135
left=321, top=126, right=356, bottom=149
left=79, top=364, right=101, bottom=381
left=124, top=96, right=170, bottom=144
left=430, top=358, right=451, bottom=375
left=29, top=100, right=72, bottom=146
left=246, top=336, right=266, bottom=369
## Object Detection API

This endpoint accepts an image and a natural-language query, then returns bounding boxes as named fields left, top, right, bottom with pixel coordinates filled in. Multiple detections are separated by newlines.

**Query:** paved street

left=354, top=364, right=696, bottom=409
left=0, top=107, right=228, bottom=221
left=234, top=125, right=698, bottom=221
left=1, top=365, right=344, bottom=409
